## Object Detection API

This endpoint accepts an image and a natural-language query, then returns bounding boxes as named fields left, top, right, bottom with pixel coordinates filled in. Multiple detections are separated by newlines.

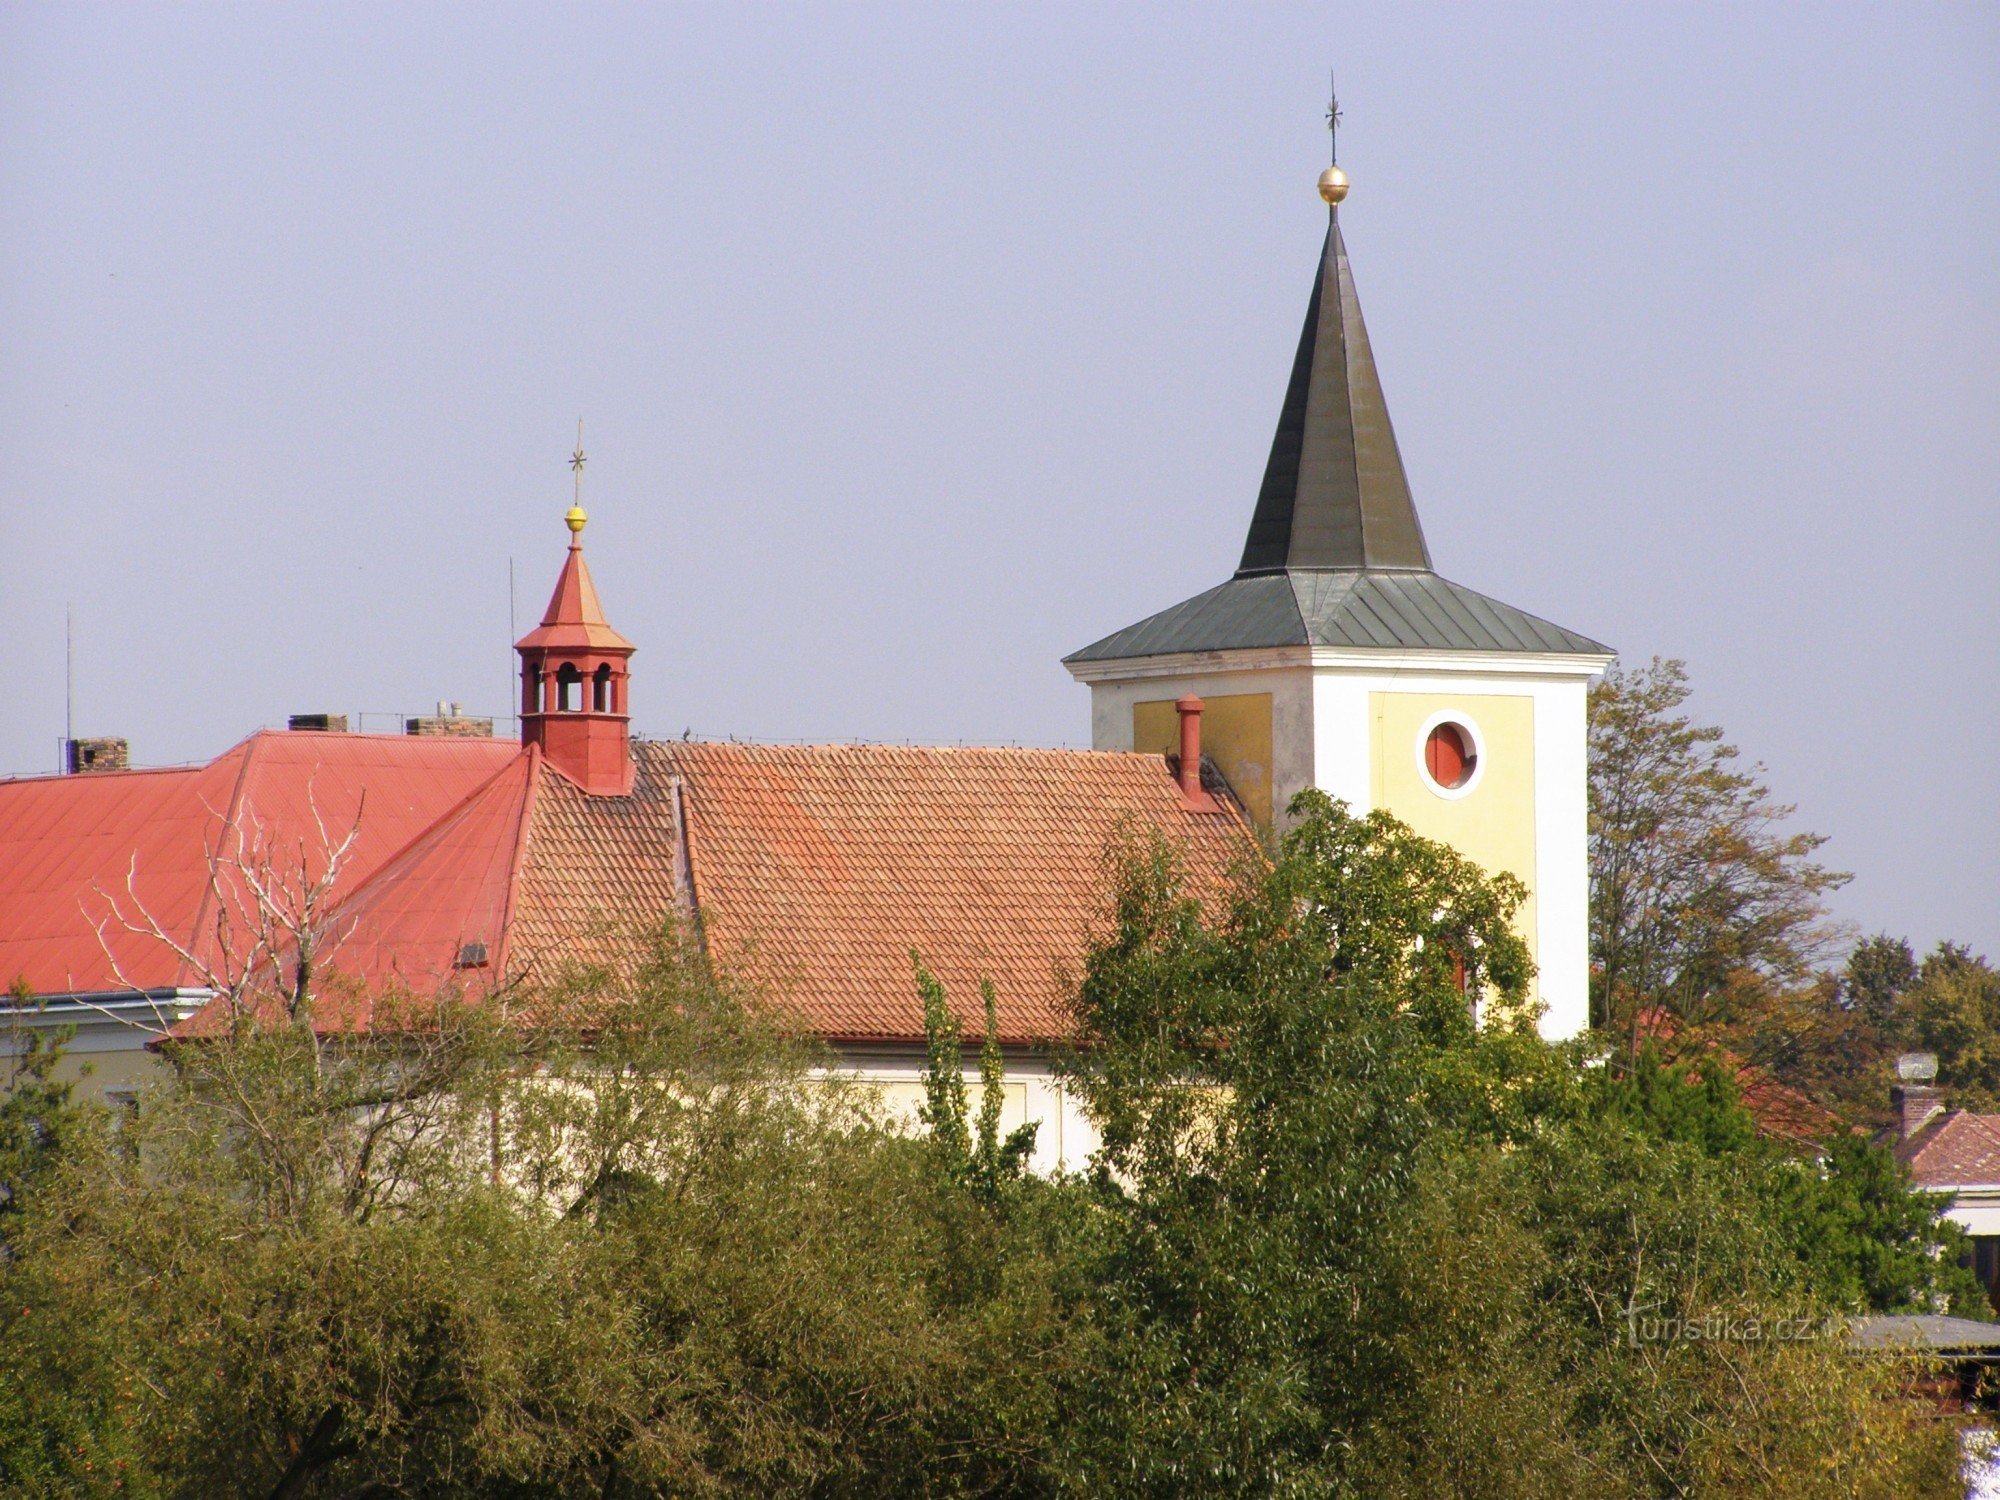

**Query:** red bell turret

left=516, top=497, right=635, bottom=795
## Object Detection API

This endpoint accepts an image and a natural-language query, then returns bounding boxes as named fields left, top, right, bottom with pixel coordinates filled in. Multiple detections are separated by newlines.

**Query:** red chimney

left=515, top=506, right=635, bottom=795
left=1175, top=695, right=1218, bottom=812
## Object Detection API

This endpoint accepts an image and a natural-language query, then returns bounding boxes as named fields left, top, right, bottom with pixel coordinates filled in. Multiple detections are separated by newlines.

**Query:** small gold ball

left=564, top=505, right=588, bottom=535
left=1318, top=165, right=1350, bottom=205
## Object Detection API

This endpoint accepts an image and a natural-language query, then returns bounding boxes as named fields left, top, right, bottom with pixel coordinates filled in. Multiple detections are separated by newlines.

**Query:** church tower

left=516, top=495, right=636, bottom=796
left=1064, top=142, right=1612, bottom=1039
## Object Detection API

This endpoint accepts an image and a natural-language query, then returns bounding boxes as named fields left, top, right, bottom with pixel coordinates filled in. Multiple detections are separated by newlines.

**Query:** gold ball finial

left=565, top=504, right=588, bottom=536
left=1318, top=165, right=1350, bottom=205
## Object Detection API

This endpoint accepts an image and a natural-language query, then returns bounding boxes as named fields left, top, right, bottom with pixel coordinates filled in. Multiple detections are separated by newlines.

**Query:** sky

left=2, top=2, right=1995, bottom=960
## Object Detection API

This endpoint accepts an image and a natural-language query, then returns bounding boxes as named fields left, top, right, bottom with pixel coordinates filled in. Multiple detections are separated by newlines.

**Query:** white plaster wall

left=1946, top=1191, right=2000, bottom=1239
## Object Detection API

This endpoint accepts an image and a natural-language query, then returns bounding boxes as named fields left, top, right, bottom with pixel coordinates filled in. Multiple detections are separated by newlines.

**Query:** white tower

left=1064, top=163, right=1612, bottom=1039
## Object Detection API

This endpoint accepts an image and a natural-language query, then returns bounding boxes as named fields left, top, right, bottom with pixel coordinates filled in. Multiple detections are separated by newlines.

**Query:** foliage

left=1904, top=943, right=2000, bottom=1112
left=1055, top=791, right=1962, bottom=1495
left=914, top=956, right=1038, bottom=1200
left=0, top=793, right=1974, bottom=1497
left=1591, top=1042, right=1985, bottom=1318
left=1588, top=658, right=1848, bottom=1043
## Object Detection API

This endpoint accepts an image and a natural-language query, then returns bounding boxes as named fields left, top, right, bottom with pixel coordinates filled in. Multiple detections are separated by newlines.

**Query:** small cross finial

left=1317, top=76, right=1351, bottom=206
left=565, top=419, right=589, bottom=537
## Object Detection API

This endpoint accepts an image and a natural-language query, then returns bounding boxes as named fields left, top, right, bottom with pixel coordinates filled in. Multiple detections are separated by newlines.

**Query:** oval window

left=1424, top=722, right=1476, bottom=791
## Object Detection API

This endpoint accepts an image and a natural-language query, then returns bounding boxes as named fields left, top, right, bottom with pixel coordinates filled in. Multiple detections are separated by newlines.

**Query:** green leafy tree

left=1904, top=943, right=2000, bottom=1110
left=1053, top=791, right=1962, bottom=1496
left=1588, top=658, right=1848, bottom=1045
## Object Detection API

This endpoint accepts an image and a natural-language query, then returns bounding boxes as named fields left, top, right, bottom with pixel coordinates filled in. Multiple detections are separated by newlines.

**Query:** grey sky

left=3, top=3, right=1995, bottom=960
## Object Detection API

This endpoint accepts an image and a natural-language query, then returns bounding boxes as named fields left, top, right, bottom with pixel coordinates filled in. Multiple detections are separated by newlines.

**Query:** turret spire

left=516, top=446, right=635, bottom=795
left=1238, top=113, right=1428, bottom=576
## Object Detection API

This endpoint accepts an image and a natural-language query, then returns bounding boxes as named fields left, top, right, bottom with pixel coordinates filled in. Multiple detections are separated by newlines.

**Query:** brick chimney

left=1174, top=695, right=1218, bottom=812
left=406, top=703, right=493, bottom=738
left=1892, top=1052, right=1944, bottom=1139
left=67, top=737, right=128, bottom=774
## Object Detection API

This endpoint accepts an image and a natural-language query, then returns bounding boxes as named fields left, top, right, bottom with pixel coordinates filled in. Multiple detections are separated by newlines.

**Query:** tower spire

left=1238, top=104, right=1427, bottom=575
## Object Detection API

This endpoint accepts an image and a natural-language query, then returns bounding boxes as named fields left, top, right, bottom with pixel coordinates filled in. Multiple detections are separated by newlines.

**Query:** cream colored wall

left=836, top=1046, right=1100, bottom=1175
left=1369, top=690, right=1539, bottom=989
left=1132, top=692, right=1275, bottom=825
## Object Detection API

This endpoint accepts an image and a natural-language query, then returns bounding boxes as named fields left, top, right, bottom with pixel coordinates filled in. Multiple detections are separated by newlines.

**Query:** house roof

left=6, top=728, right=1252, bottom=1048
left=0, top=731, right=522, bottom=997
left=1900, top=1111, right=2000, bottom=1189
left=511, top=741, right=1254, bottom=1043
left=1632, top=1008, right=1840, bottom=1147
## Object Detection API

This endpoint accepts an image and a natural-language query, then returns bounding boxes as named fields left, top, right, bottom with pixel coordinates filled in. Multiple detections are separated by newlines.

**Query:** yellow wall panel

left=1370, top=692, right=1539, bottom=982
left=1133, top=693, right=1275, bottom=826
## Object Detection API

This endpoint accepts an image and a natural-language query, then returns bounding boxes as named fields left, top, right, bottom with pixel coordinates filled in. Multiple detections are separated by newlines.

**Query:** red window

left=1425, top=722, right=1476, bottom=790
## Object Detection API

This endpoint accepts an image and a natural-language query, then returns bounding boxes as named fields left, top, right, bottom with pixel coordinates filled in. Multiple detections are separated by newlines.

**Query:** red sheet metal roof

left=312, top=747, right=540, bottom=1007
left=513, top=538, right=634, bottom=654
left=0, top=731, right=523, bottom=997
left=509, top=741, right=1253, bottom=1043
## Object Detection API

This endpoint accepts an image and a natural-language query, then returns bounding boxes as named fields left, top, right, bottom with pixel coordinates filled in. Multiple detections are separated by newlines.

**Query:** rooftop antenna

left=571, top=418, right=586, bottom=509
left=507, top=556, right=517, bottom=723
left=64, top=603, right=74, bottom=771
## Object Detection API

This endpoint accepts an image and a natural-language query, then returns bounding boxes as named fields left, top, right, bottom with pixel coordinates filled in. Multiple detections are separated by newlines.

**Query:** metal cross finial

left=1326, top=73, right=1342, bottom=167
left=570, top=418, right=586, bottom=504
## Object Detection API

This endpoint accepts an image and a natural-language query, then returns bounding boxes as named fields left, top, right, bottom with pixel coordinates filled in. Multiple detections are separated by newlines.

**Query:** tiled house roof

left=623, top=741, right=1252, bottom=1042
left=4, top=731, right=1254, bottom=1048
left=1632, top=1008, right=1840, bottom=1147
left=1900, top=1113, right=2000, bottom=1190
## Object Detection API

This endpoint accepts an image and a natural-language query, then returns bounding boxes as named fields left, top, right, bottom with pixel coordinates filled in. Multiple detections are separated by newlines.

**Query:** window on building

left=592, top=663, right=612, bottom=713
left=1424, top=721, right=1477, bottom=791
left=556, top=663, right=582, bottom=712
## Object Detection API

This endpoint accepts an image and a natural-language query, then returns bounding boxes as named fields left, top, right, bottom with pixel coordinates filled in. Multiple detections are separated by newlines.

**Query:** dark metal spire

left=1237, top=140, right=1431, bottom=576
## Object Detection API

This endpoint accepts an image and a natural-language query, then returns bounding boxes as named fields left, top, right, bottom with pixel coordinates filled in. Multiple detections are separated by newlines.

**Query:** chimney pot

left=1174, top=695, right=1217, bottom=809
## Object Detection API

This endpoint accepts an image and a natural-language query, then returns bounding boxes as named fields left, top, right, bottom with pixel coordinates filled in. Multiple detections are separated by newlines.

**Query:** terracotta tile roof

left=1902, top=1113, right=2000, bottom=1190
left=0, top=731, right=522, bottom=997
left=549, top=740, right=1256, bottom=1043
left=507, top=752, right=685, bottom=980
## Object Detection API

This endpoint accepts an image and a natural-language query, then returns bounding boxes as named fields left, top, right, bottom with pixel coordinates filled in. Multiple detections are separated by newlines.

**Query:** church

left=0, top=154, right=1612, bottom=1166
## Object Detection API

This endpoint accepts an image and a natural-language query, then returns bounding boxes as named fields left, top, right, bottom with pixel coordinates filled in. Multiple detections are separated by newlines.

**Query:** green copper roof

left=1067, top=205, right=1610, bottom=666
left=1065, top=569, right=1610, bottom=662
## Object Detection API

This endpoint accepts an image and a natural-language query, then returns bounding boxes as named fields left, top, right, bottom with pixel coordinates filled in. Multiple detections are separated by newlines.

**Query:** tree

left=1588, top=658, right=1849, bottom=1045
left=1051, top=791, right=1963, bottom=1496
left=1904, top=943, right=2000, bottom=1111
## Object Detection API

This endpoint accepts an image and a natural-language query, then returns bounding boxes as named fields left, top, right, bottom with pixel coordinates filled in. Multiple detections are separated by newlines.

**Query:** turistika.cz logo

left=1620, top=1298, right=1840, bottom=1349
